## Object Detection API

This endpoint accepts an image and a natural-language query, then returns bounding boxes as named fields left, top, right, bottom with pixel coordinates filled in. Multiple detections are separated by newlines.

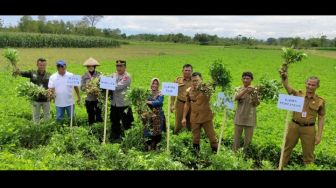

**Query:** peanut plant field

left=0, top=43, right=335, bottom=170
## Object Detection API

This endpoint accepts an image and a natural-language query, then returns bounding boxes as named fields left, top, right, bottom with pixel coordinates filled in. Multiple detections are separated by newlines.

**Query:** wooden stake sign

left=99, top=76, right=116, bottom=144
left=66, top=75, right=81, bottom=128
left=277, top=94, right=304, bottom=170
left=161, top=82, right=178, bottom=154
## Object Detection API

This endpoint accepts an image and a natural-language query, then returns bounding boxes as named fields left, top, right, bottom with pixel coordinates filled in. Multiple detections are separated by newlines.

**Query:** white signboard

left=162, top=82, right=178, bottom=96
left=217, top=92, right=234, bottom=109
left=277, top=94, right=304, bottom=112
left=100, top=76, right=116, bottom=90
left=66, top=75, right=81, bottom=86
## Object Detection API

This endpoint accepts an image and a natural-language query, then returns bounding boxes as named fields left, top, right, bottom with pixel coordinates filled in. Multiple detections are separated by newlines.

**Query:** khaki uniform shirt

left=234, top=86, right=260, bottom=127
left=186, top=87, right=213, bottom=124
left=175, top=76, right=192, bottom=102
left=290, top=89, right=326, bottom=124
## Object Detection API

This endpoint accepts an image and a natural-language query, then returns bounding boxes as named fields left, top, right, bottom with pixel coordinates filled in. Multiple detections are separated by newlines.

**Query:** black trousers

left=110, top=105, right=134, bottom=140
left=85, top=100, right=103, bottom=125
left=145, top=135, right=162, bottom=150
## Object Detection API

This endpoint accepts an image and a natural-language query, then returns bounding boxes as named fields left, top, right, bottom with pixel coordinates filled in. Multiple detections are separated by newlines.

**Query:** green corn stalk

left=2, top=48, right=19, bottom=71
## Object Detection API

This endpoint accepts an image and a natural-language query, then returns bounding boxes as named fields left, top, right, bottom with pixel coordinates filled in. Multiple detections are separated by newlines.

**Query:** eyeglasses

left=57, top=65, right=64, bottom=68
left=116, top=64, right=124, bottom=67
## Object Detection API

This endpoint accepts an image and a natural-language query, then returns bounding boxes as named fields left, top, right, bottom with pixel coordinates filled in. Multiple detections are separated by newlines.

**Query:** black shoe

left=211, top=147, right=218, bottom=154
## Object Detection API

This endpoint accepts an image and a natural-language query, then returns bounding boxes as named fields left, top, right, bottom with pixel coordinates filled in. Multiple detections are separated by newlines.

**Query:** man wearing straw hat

left=81, top=57, right=103, bottom=125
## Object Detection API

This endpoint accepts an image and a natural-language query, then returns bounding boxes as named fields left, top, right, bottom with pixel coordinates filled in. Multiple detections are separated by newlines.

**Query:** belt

left=292, top=119, right=315, bottom=127
left=177, top=98, right=186, bottom=103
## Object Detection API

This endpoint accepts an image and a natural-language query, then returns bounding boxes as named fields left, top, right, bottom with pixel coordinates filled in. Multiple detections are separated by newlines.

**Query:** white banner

left=277, top=94, right=304, bottom=112
left=217, top=92, right=234, bottom=109
left=162, top=82, right=178, bottom=96
left=100, top=76, right=116, bottom=91
left=66, top=75, right=81, bottom=86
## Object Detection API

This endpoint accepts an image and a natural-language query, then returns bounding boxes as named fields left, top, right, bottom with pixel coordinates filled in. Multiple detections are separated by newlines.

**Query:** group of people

left=14, top=58, right=326, bottom=169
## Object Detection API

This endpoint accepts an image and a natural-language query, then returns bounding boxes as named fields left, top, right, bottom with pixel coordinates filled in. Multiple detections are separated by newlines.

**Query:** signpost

left=66, top=75, right=81, bottom=128
left=277, top=94, right=304, bottom=170
left=99, top=76, right=116, bottom=144
left=216, top=92, right=234, bottom=154
left=161, top=82, right=178, bottom=154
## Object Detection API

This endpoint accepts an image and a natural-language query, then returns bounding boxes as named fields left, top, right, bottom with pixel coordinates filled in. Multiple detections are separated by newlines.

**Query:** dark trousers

left=110, top=105, right=134, bottom=140
left=85, top=100, right=103, bottom=125
left=145, top=135, right=162, bottom=150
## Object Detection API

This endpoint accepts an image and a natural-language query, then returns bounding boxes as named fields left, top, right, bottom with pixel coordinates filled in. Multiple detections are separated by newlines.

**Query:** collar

left=305, top=92, right=317, bottom=99
left=183, top=77, right=191, bottom=81
left=37, top=70, right=46, bottom=75
left=58, top=71, right=67, bottom=77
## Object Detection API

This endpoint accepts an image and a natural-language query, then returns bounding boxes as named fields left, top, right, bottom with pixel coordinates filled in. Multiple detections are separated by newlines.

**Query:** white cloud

left=2, top=16, right=336, bottom=39
left=98, top=16, right=336, bottom=39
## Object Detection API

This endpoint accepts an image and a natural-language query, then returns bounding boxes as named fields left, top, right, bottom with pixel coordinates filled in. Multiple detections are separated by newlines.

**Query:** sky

left=1, top=16, right=336, bottom=40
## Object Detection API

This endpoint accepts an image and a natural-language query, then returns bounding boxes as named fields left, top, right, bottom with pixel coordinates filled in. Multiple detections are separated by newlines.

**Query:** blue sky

left=1, top=16, right=336, bottom=40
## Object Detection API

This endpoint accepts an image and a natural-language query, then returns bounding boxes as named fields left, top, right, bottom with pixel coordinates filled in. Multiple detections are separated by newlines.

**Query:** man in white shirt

left=48, top=60, right=81, bottom=121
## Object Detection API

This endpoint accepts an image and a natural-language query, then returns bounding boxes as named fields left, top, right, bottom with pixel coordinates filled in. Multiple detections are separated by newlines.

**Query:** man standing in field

left=182, top=72, right=218, bottom=155
left=279, top=70, right=326, bottom=169
left=13, top=58, right=51, bottom=122
left=48, top=60, right=81, bottom=122
left=110, top=60, right=134, bottom=143
left=233, top=72, right=260, bottom=152
left=170, top=64, right=193, bottom=134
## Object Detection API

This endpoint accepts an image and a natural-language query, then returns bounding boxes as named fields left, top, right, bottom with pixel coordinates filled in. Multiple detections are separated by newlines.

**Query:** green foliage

left=48, top=127, right=101, bottom=160
left=209, top=59, right=232, bottom=91
left=256, top=75, right=283, bottom=102
left=125, top=87, right=151, bottom=115
left=2, top=48, right=19, bottom=68
left=121, top=121, right=147, bottom=151
left=281, top=47, right=307, bottom=64
left=18, top=121, right=60, bottom=149
left=209, top=148, right=254, bottom=170
left=16, top=82, right=49, bottom=101
left=0, top=32, right=123, bottom=48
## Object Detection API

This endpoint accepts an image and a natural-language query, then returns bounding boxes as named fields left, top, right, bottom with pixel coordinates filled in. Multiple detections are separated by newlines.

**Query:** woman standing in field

left=142, top=78, right=166, bottom=151
left=81, top=57, right=103, bottom=125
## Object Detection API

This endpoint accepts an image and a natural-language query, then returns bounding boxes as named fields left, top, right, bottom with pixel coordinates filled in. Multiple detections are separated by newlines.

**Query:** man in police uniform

left=182, top=72, right=218, bottom=155
left=279, top=70, right=326, bottom=168
left=13, top=58, right=51, bottom=122
left=110, top=60, right=134, bottom=143
left=170, top=64, right=193, bottom=134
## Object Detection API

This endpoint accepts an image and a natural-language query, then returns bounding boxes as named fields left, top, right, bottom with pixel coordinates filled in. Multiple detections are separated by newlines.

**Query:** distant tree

left=320, top=35, right=327, bottom=47
left=266, top=38, right=277, bottom=45
left=82, top=16, right=104, bottom=27
left=0, top=18, right=3, bottom=28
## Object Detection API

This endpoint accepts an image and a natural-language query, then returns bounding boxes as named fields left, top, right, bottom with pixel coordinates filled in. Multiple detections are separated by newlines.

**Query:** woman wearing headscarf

left=143, top=78, right=166, bottom=151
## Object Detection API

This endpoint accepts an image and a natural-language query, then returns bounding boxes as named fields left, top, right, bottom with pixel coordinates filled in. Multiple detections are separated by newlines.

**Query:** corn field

left=0, top=32, right=126, bottom=48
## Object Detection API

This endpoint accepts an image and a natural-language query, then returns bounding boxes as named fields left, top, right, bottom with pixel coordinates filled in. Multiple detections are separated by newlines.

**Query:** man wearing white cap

left=48, top=60, right=81, bottom=122
left=81, top=57, right=103, bottom=125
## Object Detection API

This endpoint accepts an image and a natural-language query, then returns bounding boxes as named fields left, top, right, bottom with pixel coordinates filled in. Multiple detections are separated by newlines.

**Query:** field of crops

left=0, top=43, right=335, bottom=170
left=0, top=32, right=124, bottom=48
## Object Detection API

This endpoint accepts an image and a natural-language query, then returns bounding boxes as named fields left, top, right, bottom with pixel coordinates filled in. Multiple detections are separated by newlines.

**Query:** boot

left=211, top=146, right=218, bottom=154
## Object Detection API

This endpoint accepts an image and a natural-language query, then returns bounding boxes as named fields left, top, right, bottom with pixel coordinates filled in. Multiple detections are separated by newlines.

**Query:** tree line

left=0, top=16, right=336, bottom=48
